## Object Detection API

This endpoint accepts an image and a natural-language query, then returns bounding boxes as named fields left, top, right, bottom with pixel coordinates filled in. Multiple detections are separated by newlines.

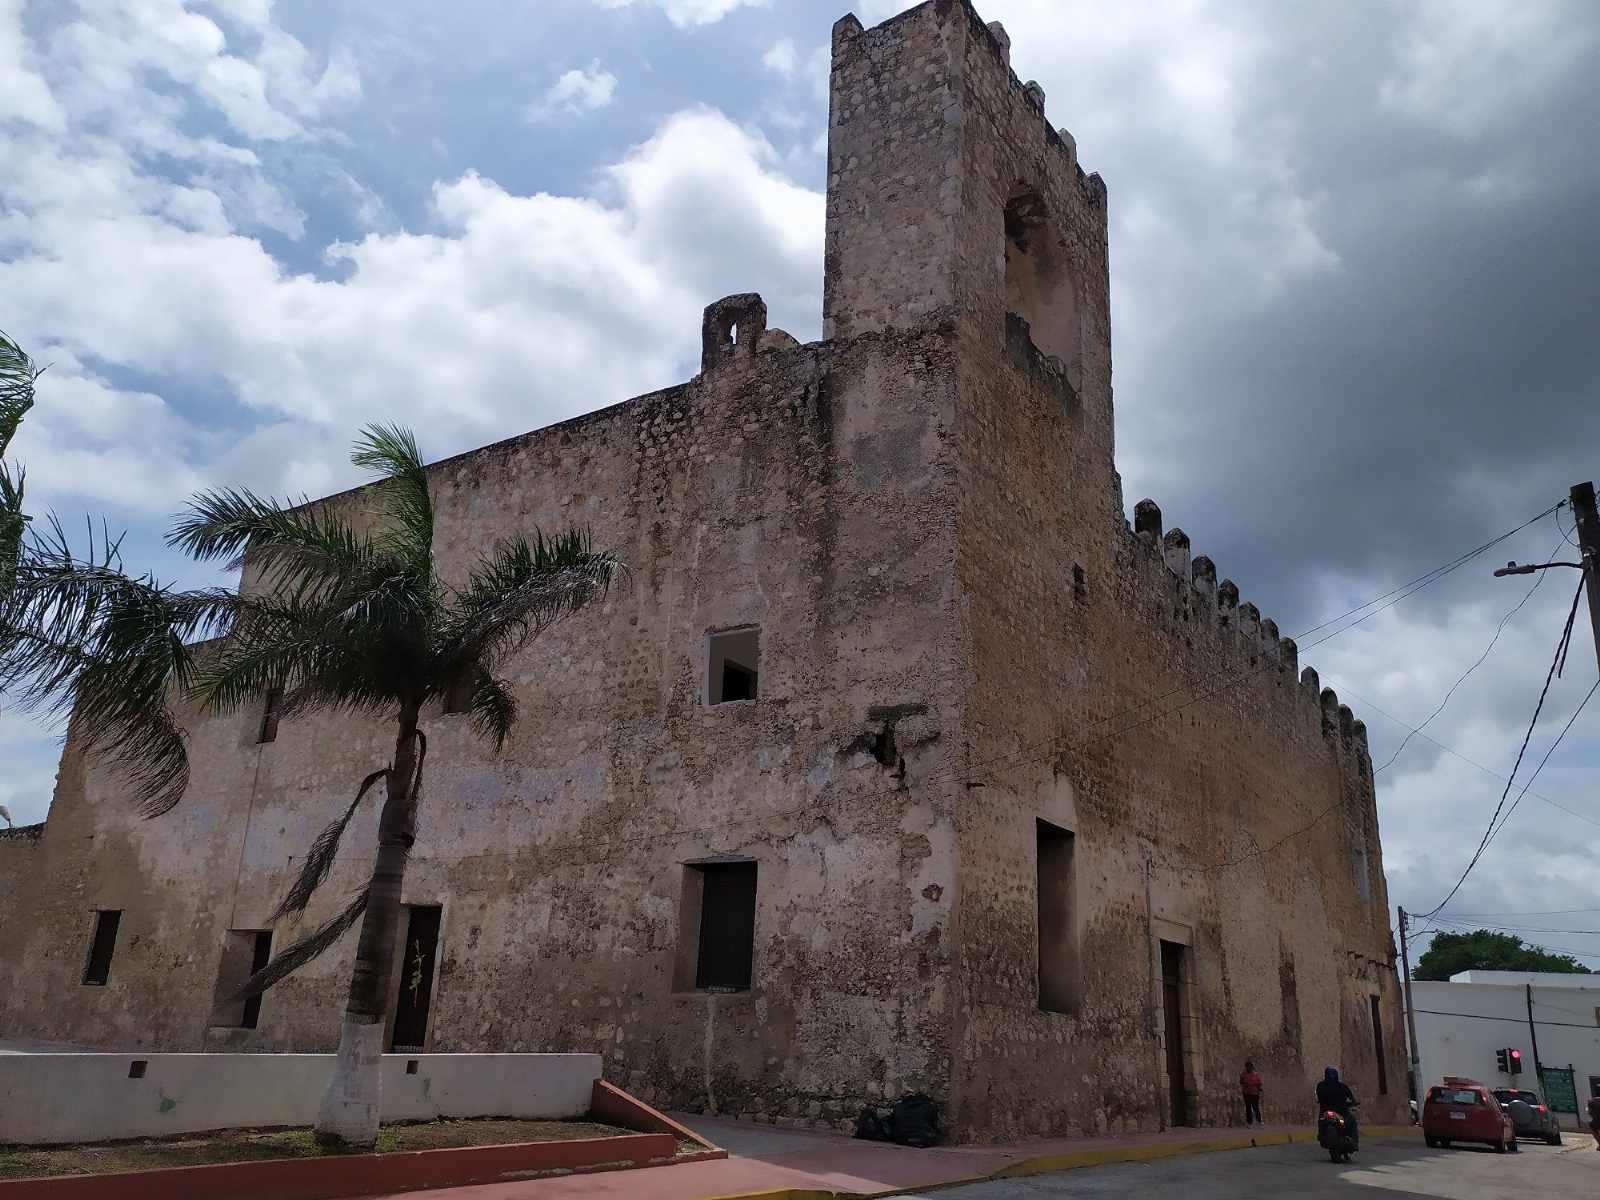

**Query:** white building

left=1408, top=970, right=1600, bottom=1127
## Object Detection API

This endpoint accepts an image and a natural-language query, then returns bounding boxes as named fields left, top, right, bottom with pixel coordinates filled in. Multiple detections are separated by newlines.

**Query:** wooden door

left=391, top=906, right=441, bottom=1051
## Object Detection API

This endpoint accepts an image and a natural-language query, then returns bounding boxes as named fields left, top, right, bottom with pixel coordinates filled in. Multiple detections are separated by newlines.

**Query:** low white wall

left=0, top=1052, right=602, bottom=1145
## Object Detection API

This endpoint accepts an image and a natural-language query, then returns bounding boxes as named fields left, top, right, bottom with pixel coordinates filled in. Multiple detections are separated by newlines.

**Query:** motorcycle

left=1318, top=1109, right=1358, bottom=1163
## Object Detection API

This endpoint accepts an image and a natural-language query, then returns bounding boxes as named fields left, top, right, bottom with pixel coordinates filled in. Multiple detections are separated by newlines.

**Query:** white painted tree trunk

left=314, top=1015, right=384, bottom=1144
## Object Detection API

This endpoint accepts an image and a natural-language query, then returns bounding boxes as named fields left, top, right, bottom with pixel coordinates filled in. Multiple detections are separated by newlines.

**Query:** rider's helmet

left=1325, top=1066, right=1339, bottom=1080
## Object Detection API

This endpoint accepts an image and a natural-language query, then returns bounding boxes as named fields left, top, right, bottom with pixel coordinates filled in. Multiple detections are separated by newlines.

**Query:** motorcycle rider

left=1315, top=1066, right=1359, bottom=1147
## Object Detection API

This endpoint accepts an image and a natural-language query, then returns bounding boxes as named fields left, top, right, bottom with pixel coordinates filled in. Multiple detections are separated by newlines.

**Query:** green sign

left=1540, top=1066, right=1579, bottom=1114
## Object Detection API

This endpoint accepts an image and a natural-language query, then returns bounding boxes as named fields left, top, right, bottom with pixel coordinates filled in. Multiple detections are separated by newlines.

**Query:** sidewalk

left=365, top=1116, right=1417, bottom=1200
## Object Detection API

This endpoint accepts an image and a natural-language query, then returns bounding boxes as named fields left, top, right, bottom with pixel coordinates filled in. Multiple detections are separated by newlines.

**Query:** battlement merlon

left=822, top=0, right=1107, bottom=354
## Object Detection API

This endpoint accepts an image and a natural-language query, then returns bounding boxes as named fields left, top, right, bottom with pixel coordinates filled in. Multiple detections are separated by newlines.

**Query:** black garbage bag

left=854, top=1106, right=892, bottom=1141
left=889, top=1092, right=939, bottom=1148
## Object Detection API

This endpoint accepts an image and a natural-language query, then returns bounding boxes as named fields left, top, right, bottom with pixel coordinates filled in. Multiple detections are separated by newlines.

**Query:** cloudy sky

left=2, top=0, right=1597, bottom=965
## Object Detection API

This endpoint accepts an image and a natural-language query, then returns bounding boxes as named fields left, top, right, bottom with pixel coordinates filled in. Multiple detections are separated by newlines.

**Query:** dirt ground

left=0, top=1116, right=638, bottom=1180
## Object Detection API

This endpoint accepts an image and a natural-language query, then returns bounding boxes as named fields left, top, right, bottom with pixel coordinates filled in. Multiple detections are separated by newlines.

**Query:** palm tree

left=1, top=332, right=40, bottom=598
left=2, top=423, right=620, bottom=1146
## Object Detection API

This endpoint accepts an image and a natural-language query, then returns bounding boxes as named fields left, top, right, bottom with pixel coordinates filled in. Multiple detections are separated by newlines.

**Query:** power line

left=1293, top=503, right=1562, bottom=645
left=1445, top=910, right=1600, bottom=918
left=1320, top=679, right=1600, bottom=831
left=1421, top=579, right=1588, bottom=919
left=1374, top=543, right=1557, bottom=773
left=1484, top=678, right=1600, bottom=851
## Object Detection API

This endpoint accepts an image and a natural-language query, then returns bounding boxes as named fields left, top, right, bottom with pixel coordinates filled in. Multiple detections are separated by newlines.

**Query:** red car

left=1422, top=1079, right=1518, bottom=1153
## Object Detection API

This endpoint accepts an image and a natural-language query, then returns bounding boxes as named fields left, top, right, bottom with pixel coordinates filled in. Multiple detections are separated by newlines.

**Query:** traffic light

left=1508, top=1049, right=1523, bottom=1075
left=1496, top=1048, right=1510, bottom=1073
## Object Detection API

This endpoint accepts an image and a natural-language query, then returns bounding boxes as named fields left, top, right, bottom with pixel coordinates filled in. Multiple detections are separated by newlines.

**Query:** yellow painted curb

left=993, top=1127, right=1314, bottom=1178
left=700, top=1127, right=1426, bottom=1200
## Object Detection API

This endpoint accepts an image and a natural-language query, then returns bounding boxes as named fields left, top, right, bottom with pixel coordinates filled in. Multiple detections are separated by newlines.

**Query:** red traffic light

left=1508, top=1049, right=1523, bottom=1075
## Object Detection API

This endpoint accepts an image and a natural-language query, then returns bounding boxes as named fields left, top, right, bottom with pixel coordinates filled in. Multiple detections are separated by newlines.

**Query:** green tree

left=1, top=424, right=620, bottom=1145
left=1412, top=929, right=1594, bottom=981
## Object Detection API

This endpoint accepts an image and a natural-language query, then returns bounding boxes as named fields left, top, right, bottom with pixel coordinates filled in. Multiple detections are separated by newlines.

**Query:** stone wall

left=0, top=326, right=968, bottom=1130
left=0, top=0, right=1407, bottom=1142
left=0, top=824, right=42, bottom=959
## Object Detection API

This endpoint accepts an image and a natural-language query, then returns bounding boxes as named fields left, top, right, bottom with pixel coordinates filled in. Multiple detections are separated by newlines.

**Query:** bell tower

left=821, top=0, right=1111, bottom=433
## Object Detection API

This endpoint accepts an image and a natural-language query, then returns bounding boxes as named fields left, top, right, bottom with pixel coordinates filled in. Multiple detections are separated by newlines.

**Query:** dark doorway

left=1161, top=940, right=1189, bottom=1127
left=1036, top=820, right=1078, bottom=1014
left=696, top=862, right=758, bottom=989
left=82, top=910, right=121, bottom=986
left=241, top=931, right=272, bottom=1029
left=391, top=906, right=441, bottom=1051
left=1370, top=995, right=1388, bottom=1095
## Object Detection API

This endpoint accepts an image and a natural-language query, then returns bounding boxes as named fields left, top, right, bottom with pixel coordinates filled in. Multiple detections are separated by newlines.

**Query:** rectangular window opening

left=257, top=689, right=282, bottom=744
left=1036, top=820, right=1079, bottom=1014
left=694, top=862, right=757, bottom=990
left=707, top=629, right=759, bottom=705
left=1071, top=564, right=1087, bottom=605
left=1371, top=994, right=1389, bottom=1095
left=210, top=929, right=273, bottom=1028
left=441, top=676, right=473, bottom=716
left=83, top=910, right=121, bottom=986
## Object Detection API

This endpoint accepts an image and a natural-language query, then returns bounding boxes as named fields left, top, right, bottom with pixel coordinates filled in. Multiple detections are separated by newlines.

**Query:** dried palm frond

left=271, top=768, right=388, bottom=923
left=231, top=889, right=369, bottom=1001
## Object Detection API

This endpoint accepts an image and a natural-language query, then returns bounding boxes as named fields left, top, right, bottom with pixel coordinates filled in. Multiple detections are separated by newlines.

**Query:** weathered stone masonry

left=0, top=0, right=1407, bottom=1140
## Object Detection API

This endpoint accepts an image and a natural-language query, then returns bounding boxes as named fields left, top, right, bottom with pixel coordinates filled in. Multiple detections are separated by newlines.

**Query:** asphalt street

left=900, top=1134, right=1600, bottom=1199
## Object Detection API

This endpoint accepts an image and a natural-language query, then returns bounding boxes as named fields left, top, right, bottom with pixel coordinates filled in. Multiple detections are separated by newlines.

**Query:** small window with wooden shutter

left=257, top=689, right=282, bottom=744
left=693, top=862, right=757, bottom=990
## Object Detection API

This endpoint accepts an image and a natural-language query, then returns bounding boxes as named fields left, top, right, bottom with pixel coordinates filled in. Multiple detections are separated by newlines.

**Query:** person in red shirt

left=1240, top=1061, right=1263, bottom=1126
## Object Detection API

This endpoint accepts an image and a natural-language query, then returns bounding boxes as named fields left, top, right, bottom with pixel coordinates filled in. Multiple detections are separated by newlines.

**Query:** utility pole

left=1525, top=983, right=1544, bottom=1084
left=1398, top=908, right=1421, bottom=1106
left=1494, top=481, right=1600, bottom=671
left=1571, top=481, right=1600, bottom=676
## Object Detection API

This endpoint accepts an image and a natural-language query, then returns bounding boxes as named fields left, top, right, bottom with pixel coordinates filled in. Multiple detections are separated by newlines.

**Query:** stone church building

left=0, top=0, right=1407, bottom=1139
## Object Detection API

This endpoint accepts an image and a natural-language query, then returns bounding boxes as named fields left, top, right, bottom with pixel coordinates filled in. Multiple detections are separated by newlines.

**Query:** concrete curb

left=699, top=1126, right=1423, bottom=1200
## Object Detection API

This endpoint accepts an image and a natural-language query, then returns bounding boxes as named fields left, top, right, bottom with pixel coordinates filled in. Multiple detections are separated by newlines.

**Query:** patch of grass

left=0, top=1117, right=633, bottom=1180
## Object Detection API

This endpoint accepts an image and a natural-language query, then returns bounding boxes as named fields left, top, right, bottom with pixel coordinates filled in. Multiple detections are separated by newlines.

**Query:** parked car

left=1422, top=1080, right=1518, bottom=1153
left=1491, top=1087, right=1563, bottom=1145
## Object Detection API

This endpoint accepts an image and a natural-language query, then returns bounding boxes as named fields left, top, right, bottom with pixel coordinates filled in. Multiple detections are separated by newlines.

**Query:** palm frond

left=0, top=525, right=233, bottom=816
left=351, top=424, right=434, bottom=577
left=0, top=330, right=39, bottom=462
left=168, top=488, right=378, bottom=600
left=442, top=529, right=622, bottom=671
left=189, top=581, right=431, bottom=719
left=271, top=768, right=388, bottom=922
left=467, top=673, right=516, bottom=750
left=229, top=889, right=369, bottom=1001
left=0, top=331, right=40, bottom=594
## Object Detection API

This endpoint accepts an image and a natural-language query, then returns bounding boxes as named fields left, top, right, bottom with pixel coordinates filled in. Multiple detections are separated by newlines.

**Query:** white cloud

left=589, top=0, right=767, bottom=31
left=761, top=37, right=830, bottom=102
left=3, top=15, right=822, bottom=506
left=0, top=5, right=820, bottom=826
left=527, top=60, right=617, bottom=120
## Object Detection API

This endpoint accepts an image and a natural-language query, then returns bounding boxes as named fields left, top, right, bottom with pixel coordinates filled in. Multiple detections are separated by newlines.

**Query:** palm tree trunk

left=314, top=704, right=422, bottom=1145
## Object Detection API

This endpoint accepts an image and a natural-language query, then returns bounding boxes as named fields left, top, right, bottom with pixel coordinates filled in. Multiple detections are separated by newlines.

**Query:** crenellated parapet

left=1121, top=497, right=1374, bottom=793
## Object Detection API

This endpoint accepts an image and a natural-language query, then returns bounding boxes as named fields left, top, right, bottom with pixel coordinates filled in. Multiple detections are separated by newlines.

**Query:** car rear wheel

left=1425, top=1136, right=1438, bottom=1148
left=1551, top=1132, right=1563, bottom=1146
left=1509, top=1137, right=1519, bottom=1153
left=1494, top=1138, right=1508, bottom=1154
left=1439, top=1139, right=1451, bottom=1149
